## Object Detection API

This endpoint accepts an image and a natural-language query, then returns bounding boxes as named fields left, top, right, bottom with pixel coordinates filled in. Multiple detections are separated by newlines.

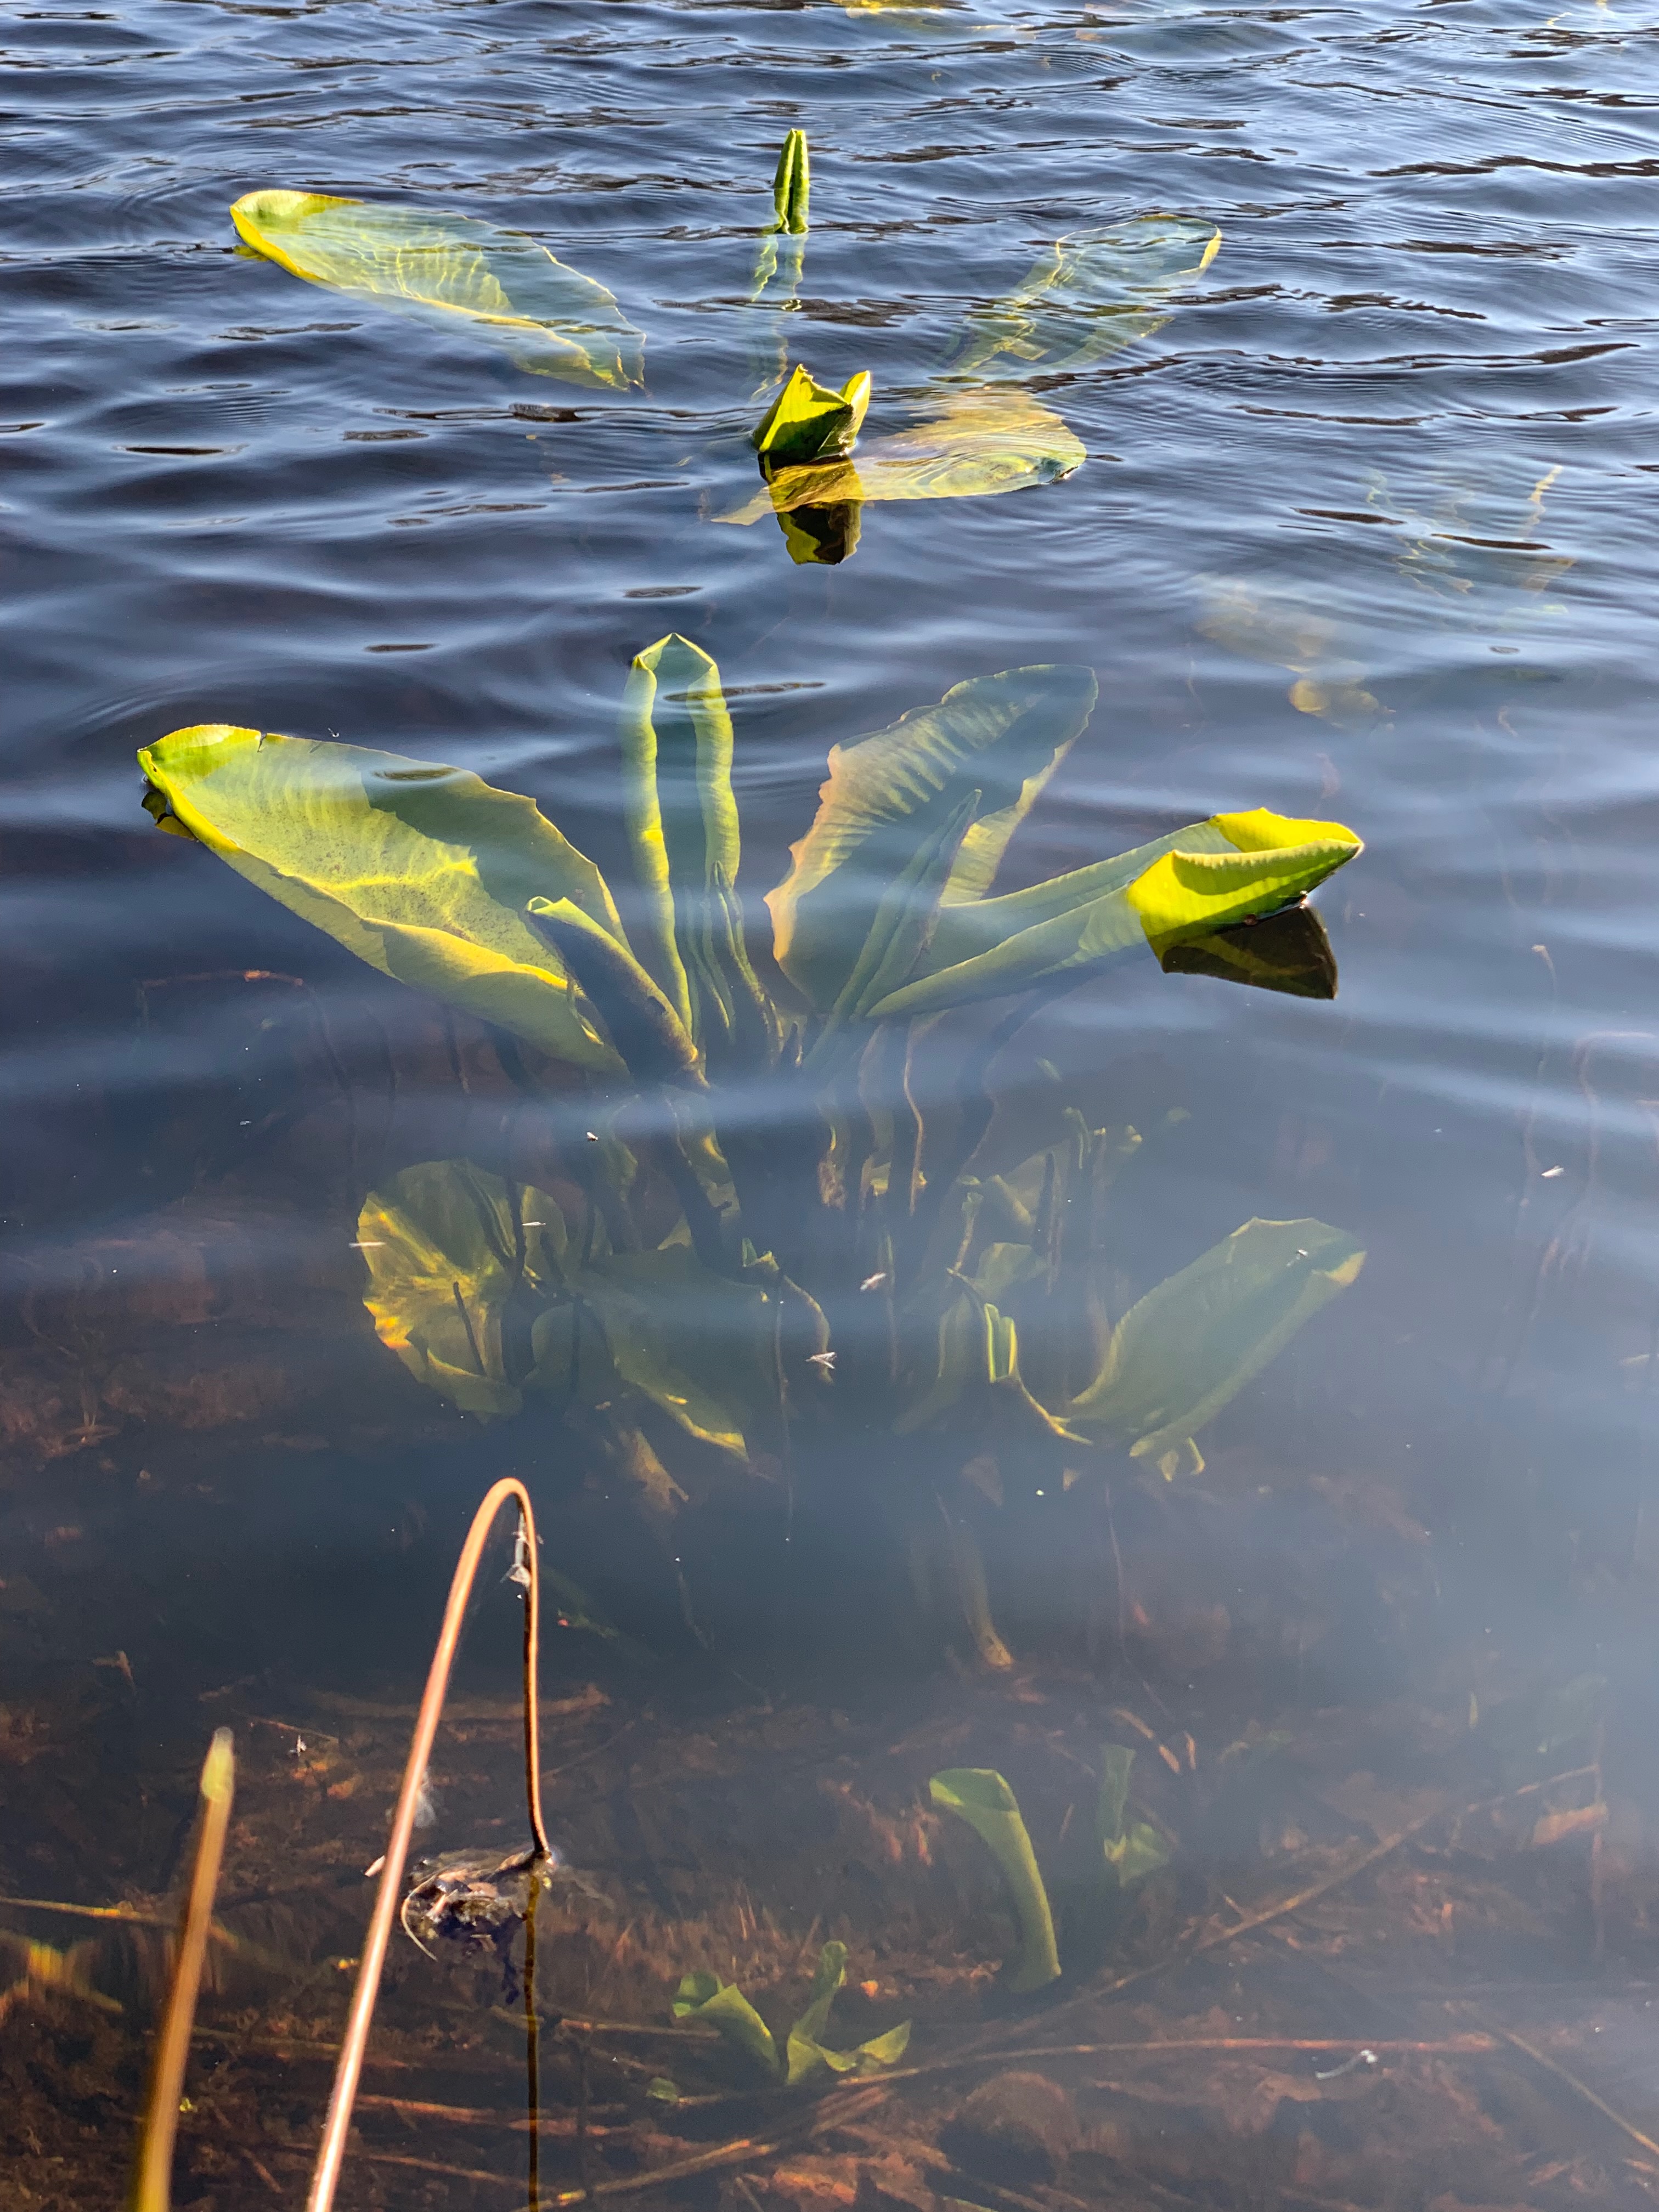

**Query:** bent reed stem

left=129, top=1728, right=235, bottom=2212
left=307, top=1477, right=550, bottom=2212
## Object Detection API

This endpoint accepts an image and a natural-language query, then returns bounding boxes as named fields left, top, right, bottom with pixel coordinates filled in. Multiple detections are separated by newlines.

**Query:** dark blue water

left=4, top=0, right=1659, bottom=2202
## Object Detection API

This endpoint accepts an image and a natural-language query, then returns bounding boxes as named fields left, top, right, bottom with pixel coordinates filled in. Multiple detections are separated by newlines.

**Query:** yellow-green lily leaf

left=672, top=1972, right=780, bottom=2079
left=615, top=635, right=771, bottom=1057
left=1068, top=1217, right=1365, bottom=1464
left=945, top=215, right=1221, bottom=381
left=727, top=388, right=1084, bottom=522
left=526, top=897, right=702, bottom=1088
left=572, top=1245, right=780, bottom=1458
left=770, top=129, right=810, bottom=236
left=752, top=364, right=872, bottom=467
left=229, top=189, right=644, bottom=390
left=766, top=663, right=1098, bottom=1014
left=928, top=1769, right=1060, bottom=1993
left=138, top=724, right=627, bottom=1074
left=357, top=1163, right=568, bottom=1419
left=867, top=809, right=1362, bottom=1020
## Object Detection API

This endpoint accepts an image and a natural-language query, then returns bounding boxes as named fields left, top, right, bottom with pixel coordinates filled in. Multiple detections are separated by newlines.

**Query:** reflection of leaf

left=726, top=389, right=1084, bottom=520
left=929, top=1768, right=1060, bottom=1993
left=229, top=190, right=643, bottom=389
left=870, top=810, right=1362, bottom=1020
left=1159, top=904, right=1338, bottom=1000
left=753, top=363, right=872, bottom=467
left=945, top=216, right=1220, bottom=381
left=358, top=1163, right=567, bottom=1418
left=1069, top=1217, right=1365, bottom=1464
left=139, top=724, right=625, bottom=1074
left=767, top=663, right=1098, bottom=1014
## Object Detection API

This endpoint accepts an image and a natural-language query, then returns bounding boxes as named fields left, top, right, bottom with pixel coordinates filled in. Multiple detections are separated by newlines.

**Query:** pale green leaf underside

left=928, top=1768, right=1060, bottom=1993
left=139, top=723, right=627, bottom=1074
left=945, top=216, right=1221, bottom=381
left=1069, top=1216, right=1366, bottom=1460
left=767, top=664, right=1099, bottom=1013
left=230, top=189, right=644, bottom=390
left=723, top=390, right=1084, bottom=522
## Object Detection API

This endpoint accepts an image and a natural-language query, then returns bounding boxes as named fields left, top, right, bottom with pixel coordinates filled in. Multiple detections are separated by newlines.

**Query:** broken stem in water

left=129, top=1729, right=235, bottom=2212
left=307, top=1477, right=550, bottom=2212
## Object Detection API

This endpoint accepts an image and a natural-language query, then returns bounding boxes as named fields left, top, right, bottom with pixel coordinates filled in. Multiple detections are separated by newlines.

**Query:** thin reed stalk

left=307, top=1477, right=550, bottom=2212
left=129, top=1728, right=235, bottom=2212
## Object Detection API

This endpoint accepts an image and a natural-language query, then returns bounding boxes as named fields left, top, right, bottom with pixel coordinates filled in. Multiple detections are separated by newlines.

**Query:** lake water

left=5, top=0, right=1659, bottom=2205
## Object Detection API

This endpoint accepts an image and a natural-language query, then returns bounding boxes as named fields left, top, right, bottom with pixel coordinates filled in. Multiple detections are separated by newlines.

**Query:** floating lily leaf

left=672, top=1971, right=779, bottom=2079
left=1096, top=1746, right=1170, bottom=1889
left=614, top=635, right=773, bottom=1058
left=868, top=809, right=1362, bottom=1020
left=753, top=364, right=872, bottom=467
left=138, top=725, right=626, bottom=1074
left=229, top=190, right=643, bottom=389
left=929, top=1768, right=1060, bottom=1992
left=1068, top=1217, right=1365, bottom=1466
left=944, top=215, right=1220, bottom=381
left=357, top=1163, right=567, bottom=1419
left=1159, top=902, right=1338, bottom=1000
left=766, top=664, right=1098, bottom=1015
left=726, top=388, right=1084, bottom=523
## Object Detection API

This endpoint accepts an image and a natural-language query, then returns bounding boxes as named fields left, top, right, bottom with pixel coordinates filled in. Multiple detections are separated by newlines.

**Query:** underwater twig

left=129, top=1729, right=235, bottom=2212
left=1462, top=2009, right=1659, bottom=2163
left=306, top=1478, right=550, bottom=2212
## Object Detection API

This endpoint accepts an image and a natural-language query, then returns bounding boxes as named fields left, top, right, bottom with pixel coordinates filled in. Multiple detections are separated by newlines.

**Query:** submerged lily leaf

left=1160, top=902, right=1338, bottom=999
left=944, top=215, right=1220, bottom=381
left=1068, top=1217, right=1365, bottom=1465
left=230, top=190, right=644, bottom=389
left=615, top=634, right=774, bottom=1058
left=753, top=364, right=872, bottom=467
left=868, top=809, right=1362, bottom=1020
left=929, top=1768, right=1060, bottom=1992
left=357, top=1163, right=567, bottom=1419
left=726, top=388, right=1084, bottom=523
left=137, top=725, right=626, bottom=1074
left=672, top=1971, right=780, bottom=2078
left=767, top=664, right=1098, bottom=1015
left=1096, top=1746, right=1171, bottom=1889
left=785, top=1943, right=912, bottom=2083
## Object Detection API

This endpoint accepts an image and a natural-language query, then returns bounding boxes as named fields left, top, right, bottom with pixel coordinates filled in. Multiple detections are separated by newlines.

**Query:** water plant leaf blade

left=1160, top=902, right=1338, bottom=998
left=753, top=365, right=871, bottom=466
left=1068, top=1216, right=1366, bottom=1462
left=944, top=215, right=1220, bottom=381
left=785, top=1940, right=848, bottom=2084
left=767, top=664, right=1098, bottom=1013
left=869, top=811, right=1362, bottom=1020
left=1097, top=1744, right=1135, bottom=1849
left=137, top=724, right=627, bottom=1074
left=356, top=1163, right=568, bottom=1418
left=576, top=1245, right=780, bottom=1457
left=727, top=388, right=1084, bottom=521
left=672, top=1973, right=780, bottom=2079
left=928, top=1768, right=1061, bottom=1992
left=771, top=129, right=810, bottom=235
left=526, top=897, right=702, bottom=1088
left=229, top=189, right=644, bottom=388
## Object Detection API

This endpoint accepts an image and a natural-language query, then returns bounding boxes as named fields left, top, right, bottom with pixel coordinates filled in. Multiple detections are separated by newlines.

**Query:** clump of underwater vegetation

left=137, top=639, right=1364, bottom=1662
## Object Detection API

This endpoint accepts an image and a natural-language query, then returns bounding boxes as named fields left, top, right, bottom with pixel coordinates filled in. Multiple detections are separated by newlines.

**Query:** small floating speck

left=350, top=1239, right=386, bottom=1249
left=1541, top=1165, right=1565, bottom=1178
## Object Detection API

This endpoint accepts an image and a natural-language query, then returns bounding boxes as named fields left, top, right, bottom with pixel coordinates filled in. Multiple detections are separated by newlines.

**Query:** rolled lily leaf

left=770, top=129, right=810, bottom=236
left=766, top=664, right=1098, bottom=1014
left=672, top=1972, right=780, bottom=2080
left=1068, top=1217, right=1366, bottom=1466
left=867, top=809, right=1362, bottom=1020
left=944, top=215, right=1220, bottom=382
left=727, top=388, right=1084, bottom=522
left=138, top=725, right=626, bottom=1074
left=753, top=364, right=872, bottom=467
left=929, top=1768, right=1061, bottom=1993
left=357, top=1163, right=568, bottom=1419
left=615, top=635, right=774, bottom=1057
left=229, top=190, right=644, bottom=390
